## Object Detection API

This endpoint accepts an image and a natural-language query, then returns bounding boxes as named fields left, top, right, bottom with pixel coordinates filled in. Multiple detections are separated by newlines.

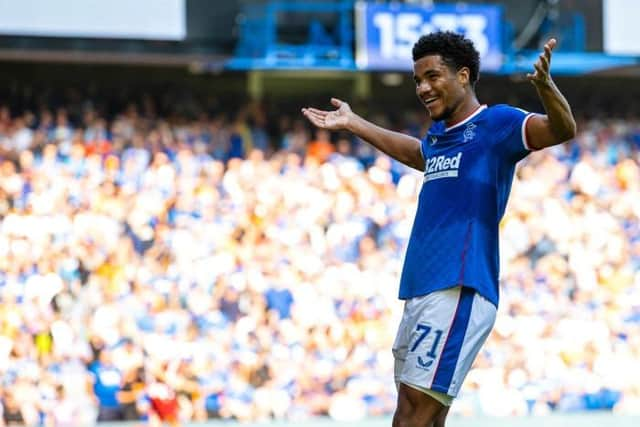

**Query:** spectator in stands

left=90, top=350, right=124, bottom=422
left=307, top=128, right=335, bottom=163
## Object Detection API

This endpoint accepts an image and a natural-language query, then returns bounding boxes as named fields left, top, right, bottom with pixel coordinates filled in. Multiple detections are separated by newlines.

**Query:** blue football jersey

left=398, top=104, right=535, bottom=307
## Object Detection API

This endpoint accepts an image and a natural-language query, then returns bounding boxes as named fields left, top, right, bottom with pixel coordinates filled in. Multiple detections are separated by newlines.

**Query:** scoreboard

left=355, top=2, right=504, bottom=71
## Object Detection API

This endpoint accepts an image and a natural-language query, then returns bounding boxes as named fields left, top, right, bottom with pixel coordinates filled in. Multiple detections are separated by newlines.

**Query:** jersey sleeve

left=492, top=105, right=536, bottom=163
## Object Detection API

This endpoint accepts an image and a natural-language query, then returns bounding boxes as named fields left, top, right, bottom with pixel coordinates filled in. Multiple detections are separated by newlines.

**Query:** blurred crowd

left=0, top=93, right=639, bottom=426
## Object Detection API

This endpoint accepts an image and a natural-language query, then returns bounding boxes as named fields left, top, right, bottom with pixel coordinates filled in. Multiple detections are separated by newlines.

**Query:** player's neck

left=445, top=97, right=481, bottom=129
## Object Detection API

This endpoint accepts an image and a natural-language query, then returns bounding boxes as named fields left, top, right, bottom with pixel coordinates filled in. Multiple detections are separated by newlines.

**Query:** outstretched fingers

left=541, top=38, right=555, bottom=70
left=303, top=107, right=329, bottom=117
left=527, top=38, right=556, bottom=83
left=538, top=53, right=549, bottom=72
left=331, top=98, right=344, bottom=108
left=302, top=108, right=327, bottom=128
left=303, top=98, right=351, bottom=130
left=533, top=60, right=545, bottom=76
left=545, top=38, right=557, bottom=54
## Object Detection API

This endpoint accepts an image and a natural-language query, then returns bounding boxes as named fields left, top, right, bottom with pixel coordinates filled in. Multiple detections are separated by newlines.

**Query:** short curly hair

left=412, top=31, right=480, bottom=86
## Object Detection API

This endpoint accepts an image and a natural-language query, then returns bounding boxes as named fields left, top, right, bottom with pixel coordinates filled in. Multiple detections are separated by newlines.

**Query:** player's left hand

left=527, top=38, right=556, bottom=86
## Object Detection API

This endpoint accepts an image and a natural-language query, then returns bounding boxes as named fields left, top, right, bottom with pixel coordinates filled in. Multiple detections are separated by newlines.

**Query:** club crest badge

left=463, top=122, right=476, bottom=142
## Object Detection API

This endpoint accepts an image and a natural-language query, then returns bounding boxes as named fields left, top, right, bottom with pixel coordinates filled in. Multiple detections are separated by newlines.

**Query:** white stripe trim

left=445, top=105, right=487, bottom=132
left=522, top=113, right=536, bottom=151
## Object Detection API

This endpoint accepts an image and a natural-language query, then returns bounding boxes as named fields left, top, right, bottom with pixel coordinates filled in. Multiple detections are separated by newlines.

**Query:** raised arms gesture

left=527, top=38, right=556, bottom=87
left=524, top=38, right=577, bottom=149
left=302, top=98, right=352, bottom=130
left=301, top=98, right=425, bottom=171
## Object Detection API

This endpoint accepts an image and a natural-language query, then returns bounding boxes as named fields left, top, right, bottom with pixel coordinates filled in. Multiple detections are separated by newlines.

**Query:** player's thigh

left=393, top=382, right=443, bottom=427
left=392, top=289, right=454, bottom=388
left=392, top=299, right=411, bottom=389
left=394, top=286, right=496, bottom=399
left=394, top=287, right=465, bottom=396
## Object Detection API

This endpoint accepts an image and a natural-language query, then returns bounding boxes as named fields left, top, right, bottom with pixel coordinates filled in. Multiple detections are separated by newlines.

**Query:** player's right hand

left=301, top=98, right=351, bottom=130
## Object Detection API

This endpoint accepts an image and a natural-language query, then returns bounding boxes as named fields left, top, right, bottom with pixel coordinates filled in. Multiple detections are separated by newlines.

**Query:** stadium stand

left=0, top=83, right=639, bottom=424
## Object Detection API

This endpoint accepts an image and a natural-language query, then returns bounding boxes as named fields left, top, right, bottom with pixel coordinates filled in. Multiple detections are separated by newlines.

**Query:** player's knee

left=392, top=398, right=420, bottom=427
left=392, top=411, right=424, bottom=427
left=392, top=410, right=436, bottom=427
left=392, top=396, right=413, bottom=427
left=432, top=405, right=449, bottom=427
left=392, top=386, right=441, bottom=427
left=433, top=415, right=446, bottom=427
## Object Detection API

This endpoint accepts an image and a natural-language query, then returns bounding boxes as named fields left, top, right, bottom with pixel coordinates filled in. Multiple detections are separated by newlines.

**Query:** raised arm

left=525, top=38, right=577, bottom=150
left=302, top=98, right=425, bottom=171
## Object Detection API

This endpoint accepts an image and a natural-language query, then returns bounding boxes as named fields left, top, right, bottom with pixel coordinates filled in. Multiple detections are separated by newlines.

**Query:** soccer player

left=302, top=31, right=576, bottom=427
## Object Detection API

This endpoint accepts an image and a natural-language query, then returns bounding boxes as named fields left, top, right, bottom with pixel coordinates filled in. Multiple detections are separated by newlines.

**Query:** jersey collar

left=444, top=104, right=487, bottom=132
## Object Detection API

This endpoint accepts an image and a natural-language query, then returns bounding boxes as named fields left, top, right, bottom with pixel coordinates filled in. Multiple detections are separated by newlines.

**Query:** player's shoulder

left=483, top=104, right=531, bottom=129
left=485, top=104, right=530, bottom=117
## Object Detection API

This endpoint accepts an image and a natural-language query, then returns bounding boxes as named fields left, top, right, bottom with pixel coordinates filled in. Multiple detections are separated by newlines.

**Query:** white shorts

left=393, top=286, right=496, bottom=401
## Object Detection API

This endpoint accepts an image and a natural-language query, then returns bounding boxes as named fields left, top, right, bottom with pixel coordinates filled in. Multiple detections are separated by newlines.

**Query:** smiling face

left=413, top=54, right=470, bottom=124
